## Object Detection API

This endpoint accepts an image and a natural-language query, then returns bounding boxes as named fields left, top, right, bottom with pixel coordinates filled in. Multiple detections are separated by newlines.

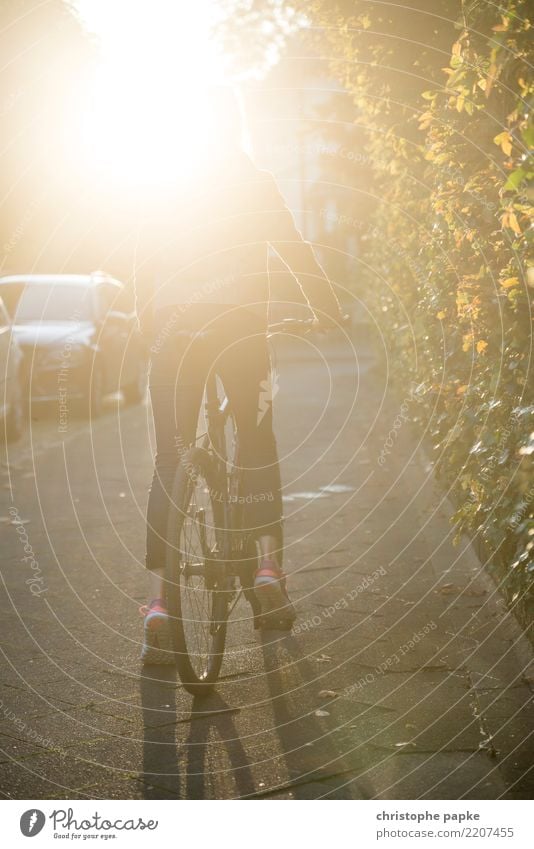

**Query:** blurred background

left=0, top=0, right=531, bottom=623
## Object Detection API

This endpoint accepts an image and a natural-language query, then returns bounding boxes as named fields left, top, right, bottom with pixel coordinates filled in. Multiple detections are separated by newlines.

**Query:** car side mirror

left=105, top=310, right=126, bottom=324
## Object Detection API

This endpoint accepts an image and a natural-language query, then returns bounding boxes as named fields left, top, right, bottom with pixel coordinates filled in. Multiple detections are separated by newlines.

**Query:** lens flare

left=74, top=0, right=227, bottom=185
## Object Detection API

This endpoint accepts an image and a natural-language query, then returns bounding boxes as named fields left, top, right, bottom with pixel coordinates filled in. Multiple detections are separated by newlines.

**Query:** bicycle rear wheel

left=165, top=447, right=229, bottom=695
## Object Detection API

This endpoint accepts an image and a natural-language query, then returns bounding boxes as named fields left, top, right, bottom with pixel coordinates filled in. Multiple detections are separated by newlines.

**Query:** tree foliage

left=299, top=0, right=533, bottom=622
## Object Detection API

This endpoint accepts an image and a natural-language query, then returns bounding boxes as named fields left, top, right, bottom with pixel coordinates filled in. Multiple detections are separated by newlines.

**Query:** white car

left=0, top=294, right=24, bottom=441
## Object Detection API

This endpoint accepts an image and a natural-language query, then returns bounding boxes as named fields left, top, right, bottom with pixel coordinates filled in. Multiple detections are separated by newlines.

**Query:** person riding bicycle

left=135, top=88, right=345, bottom=663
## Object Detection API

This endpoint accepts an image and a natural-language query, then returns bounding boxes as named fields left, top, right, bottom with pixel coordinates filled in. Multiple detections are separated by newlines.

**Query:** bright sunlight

left=74, top=0, right=229, bottom=185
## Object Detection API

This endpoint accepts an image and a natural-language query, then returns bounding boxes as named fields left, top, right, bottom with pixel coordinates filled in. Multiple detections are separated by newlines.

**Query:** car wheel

left=5, top=376, right=24, bottom=442
left=123, top=360, right=148, bottom=405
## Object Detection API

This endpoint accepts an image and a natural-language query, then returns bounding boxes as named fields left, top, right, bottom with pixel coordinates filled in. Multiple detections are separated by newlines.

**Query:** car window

left=0, top=283, right=25, bottom=317
left=97, top=284, right=121, bottom=319
left=8, top=283, right=94, bottom=323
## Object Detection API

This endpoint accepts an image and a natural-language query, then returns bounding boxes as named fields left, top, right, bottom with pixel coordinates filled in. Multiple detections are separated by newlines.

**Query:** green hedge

left=302, top=0, right=533, bottom=624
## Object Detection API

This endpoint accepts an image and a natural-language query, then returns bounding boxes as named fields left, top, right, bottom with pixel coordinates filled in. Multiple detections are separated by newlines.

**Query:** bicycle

left=164, top=318, right=313, bottom=695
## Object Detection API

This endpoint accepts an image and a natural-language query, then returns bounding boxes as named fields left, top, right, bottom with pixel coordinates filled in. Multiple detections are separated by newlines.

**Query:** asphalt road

left=1, top=328, right=533, bottom=799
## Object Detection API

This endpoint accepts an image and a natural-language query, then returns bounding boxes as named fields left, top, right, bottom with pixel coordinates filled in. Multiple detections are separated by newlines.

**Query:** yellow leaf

left=493, top=131, right=512, bottom=156
left=501, top=212, right=521, bottom=235
left=436, top=310, right=446, bottom=320
left=476, top=340, right=488, bottom=354
left=492, top=17, right=510, bottom=32
left=507, top=212, right=521, bottom=235
left=501, top=277, right=519, bottom=288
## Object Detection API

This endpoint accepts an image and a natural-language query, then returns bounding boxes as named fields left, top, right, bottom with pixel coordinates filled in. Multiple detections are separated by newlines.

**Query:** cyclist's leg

left=216, top=321, right=294, bottom=624
left=217, top=325, right=283, bottom=559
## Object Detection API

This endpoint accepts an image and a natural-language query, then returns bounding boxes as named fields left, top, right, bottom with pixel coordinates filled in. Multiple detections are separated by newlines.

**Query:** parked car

left=0, top=294, right=24, bottom=441
left=0, top=273, right=148, bottom=417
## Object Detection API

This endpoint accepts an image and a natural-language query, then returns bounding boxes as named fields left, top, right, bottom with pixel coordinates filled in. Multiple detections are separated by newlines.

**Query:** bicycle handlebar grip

left=267, top=319, right=315, bottom=335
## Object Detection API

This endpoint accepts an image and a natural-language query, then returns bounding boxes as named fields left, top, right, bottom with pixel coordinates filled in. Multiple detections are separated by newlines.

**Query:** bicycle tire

left=165, top=446, right=229, bottom=696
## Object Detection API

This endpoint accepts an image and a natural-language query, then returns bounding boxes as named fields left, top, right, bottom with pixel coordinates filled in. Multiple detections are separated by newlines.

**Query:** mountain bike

left=164, top=318, right=313, bottom=695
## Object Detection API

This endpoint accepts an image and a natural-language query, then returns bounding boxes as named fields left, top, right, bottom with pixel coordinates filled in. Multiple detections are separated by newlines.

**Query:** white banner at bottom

left=3, top=799, right=532, bottom=848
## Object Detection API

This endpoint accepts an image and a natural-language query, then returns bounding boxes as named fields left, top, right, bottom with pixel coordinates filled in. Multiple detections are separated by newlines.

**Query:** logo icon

left=20, top=810, right=45, bottom=837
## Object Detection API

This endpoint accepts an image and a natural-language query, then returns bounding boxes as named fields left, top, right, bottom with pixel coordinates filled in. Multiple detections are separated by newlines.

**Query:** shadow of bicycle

left=139, top=627, right=358, bottom=799
left=140, top=666, right=256, bottom=798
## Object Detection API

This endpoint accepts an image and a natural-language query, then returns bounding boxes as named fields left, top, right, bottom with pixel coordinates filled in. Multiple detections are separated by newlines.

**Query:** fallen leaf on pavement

left=437, top=583, right=487, bottom=597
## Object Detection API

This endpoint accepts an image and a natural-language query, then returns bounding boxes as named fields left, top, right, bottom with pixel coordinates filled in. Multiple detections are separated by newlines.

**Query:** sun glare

left=74, top=0, right=228, bottom=185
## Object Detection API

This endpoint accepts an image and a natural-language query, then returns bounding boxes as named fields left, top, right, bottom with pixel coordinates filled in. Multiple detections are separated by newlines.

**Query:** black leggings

left=146, top=305, right=283, bottom=571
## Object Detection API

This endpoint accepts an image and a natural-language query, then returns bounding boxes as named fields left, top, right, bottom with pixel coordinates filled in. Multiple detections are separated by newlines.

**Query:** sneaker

left=140, top=598, right=174, bottom=665
left=254, top=560, right=296, bottom=630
